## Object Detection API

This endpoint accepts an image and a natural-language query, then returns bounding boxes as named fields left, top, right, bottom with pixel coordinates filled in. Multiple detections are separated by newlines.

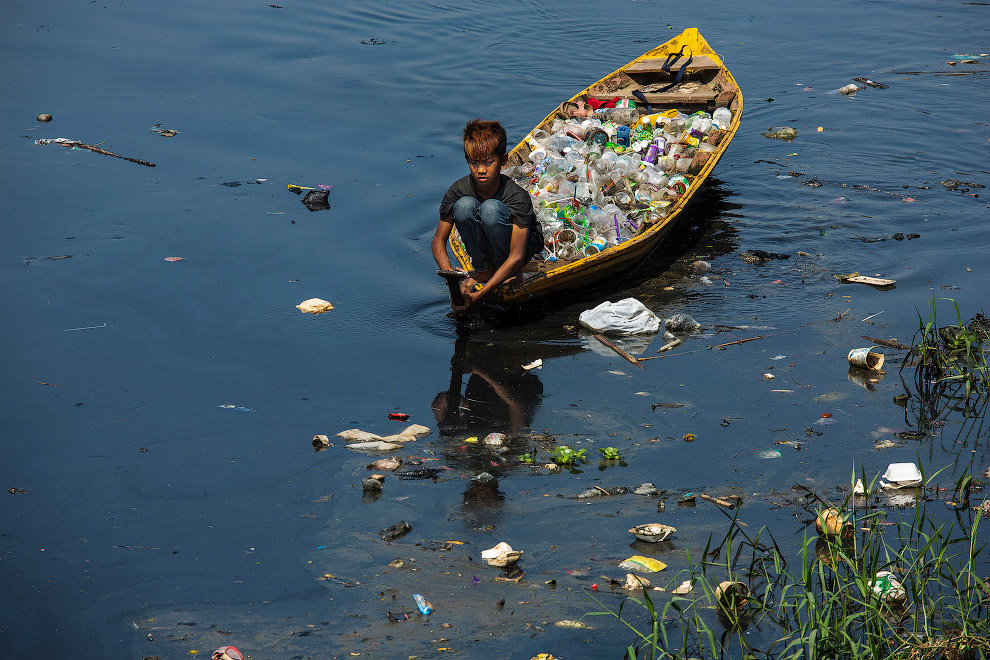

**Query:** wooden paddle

left=437, top=269, right=468, bottom=305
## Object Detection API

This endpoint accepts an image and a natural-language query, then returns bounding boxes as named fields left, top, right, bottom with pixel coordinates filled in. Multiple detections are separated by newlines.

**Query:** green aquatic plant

left=902, top=294, right=990, bottom=449
left=550, top=445, right=588, bottom=466
left=598, top=446, right=623, bottom=460
left=911, top=294, right=989, bottom=391
left=518, top=453, right=535, bottom=464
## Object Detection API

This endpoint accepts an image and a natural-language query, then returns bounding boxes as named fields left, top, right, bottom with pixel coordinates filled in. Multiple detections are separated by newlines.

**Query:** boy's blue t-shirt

left=439, top=174, right=538, bottom=232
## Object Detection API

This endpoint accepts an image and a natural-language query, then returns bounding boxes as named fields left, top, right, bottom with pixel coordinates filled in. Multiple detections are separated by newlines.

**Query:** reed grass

left=588, top=472, right=989, bottom=659
left=900, top=295, right=990, bottom=451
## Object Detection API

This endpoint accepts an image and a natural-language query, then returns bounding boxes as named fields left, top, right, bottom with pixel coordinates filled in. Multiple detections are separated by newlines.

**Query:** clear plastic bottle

left=565, top=150, right=585, bottom=172
left=593, top=150, right=617, bottom=174
left=544, top=154, right=565, bottom=175
left=628, top=168, right=648, bottom=185
left=646, top=168, right=667, bottom=186
left=413, top=594, right=433, bottom=615
left=538, top=207, right=558, bottom=225
left=691, top=116, right=712, bottom=135
left=592, top=107, right=640, bottom=125
left=548, top=135, right=574, bottom=154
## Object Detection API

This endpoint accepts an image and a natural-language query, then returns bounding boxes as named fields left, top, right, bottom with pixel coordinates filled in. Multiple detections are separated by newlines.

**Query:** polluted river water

left=1, top=0, right=989, bottom=658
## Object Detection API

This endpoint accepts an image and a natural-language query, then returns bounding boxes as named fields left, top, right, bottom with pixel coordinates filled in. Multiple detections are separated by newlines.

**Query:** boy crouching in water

left=432, top=119, right=543, bottom=313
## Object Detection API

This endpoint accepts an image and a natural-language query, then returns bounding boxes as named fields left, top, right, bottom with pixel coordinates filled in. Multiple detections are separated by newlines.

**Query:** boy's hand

left=452, top=278, right=482, bottom=314
left=452, top=289, right=481, bottom=314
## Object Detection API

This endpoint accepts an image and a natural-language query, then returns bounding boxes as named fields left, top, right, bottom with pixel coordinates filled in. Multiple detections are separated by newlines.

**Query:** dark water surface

left=2, top=0, right=988, bottom=658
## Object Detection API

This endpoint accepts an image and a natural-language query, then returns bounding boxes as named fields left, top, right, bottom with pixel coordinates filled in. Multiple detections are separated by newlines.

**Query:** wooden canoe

left=449, top=28, right=742, bottom=305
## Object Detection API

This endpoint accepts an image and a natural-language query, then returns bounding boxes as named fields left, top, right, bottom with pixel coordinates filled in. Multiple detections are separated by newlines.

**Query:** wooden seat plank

left=624, top=54, right=719, bottom=74
left=593, top=80, right=717, bottom=104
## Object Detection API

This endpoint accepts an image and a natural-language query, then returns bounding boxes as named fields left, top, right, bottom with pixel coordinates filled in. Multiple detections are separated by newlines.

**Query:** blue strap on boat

left=634, top=45, right=694, bottom=106
left=631, top=90, right=653, bottom=113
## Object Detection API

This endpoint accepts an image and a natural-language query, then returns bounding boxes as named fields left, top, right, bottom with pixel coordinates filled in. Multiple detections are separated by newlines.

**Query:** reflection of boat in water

left=432, top=334, right=582, bottom=436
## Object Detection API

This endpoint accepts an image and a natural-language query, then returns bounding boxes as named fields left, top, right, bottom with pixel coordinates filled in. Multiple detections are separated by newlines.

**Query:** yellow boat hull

left=449, top=28, right=742, bottom=305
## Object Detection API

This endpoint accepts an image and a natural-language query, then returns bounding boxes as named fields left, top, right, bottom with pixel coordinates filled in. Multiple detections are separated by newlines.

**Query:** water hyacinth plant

left=551, top=445, right=588, bottom=466
left=598, top=446, right=623, bottom=460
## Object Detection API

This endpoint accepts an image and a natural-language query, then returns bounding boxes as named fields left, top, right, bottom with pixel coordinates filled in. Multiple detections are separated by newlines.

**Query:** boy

left=432, top=119, right=543, bottom=313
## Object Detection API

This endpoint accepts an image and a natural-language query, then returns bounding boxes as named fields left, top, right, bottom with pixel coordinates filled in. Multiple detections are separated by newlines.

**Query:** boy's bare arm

left=431, top=216, right=456, bottom=272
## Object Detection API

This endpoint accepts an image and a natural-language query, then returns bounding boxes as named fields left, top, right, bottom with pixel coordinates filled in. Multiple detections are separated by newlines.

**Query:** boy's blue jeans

left=452, top=196, right=540, bottom=273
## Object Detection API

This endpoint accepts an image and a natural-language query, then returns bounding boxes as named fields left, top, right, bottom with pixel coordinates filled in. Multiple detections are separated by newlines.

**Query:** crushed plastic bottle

left=413, top=593, right=433, bottom=615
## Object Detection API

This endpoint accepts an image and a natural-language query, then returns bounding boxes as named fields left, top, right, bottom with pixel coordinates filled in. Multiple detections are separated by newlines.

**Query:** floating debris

left=762, top=126, right=797, bottom=139
left=940, top=178, right=984, bottom=192
left=379, top=520, right=412, bottom=542
left=618, top=555, right=667, bottom=573
left=481, top=542, right=523, bottom=568
left=296, top=298, right=334, bottom=314
left=628, top=523, right=676, bottom=543
left=301, top=189, right=331, bottom=212
left=740, top=249, right=790, bottom=264
left=852, top=77, right=888, bottom=89
left=149, top=125, right=178, bottom=137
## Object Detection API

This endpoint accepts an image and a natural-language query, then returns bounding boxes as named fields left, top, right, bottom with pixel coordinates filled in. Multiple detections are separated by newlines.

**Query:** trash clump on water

left=379, top=520, right=412, bottom=542
left=368, top=456, right=402, bottom=471
left=337, top=424, right=432, bottom=447
left=502, top=105, right=735, bottom=265
left=301, top=189, right=331, bottom=211
left=296, top=298, right=334, bottom=314
left=288, top=183, right=333, bottom=211
left=663, top=313, right=701, bottom=333
left=362, top=474, right=385, bottom=492
left=481, top=541, right=523, bottom=568
left=762, top=126, right=797, bottom=139
left=575, top=482, right=659, bottom=498
left=939, top=178, right=984, bottom=192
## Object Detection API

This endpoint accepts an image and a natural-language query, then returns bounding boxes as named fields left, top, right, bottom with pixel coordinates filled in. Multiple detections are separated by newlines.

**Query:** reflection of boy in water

left=432, top=361, right=543, bottom=433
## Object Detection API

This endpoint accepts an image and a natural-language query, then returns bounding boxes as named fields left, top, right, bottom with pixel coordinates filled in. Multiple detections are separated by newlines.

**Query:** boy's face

left=466, top=152, right=507, bottom=187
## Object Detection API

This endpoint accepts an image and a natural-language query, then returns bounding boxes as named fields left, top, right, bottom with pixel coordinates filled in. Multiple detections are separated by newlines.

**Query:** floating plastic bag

left=579, top=298, right=661, bottom=335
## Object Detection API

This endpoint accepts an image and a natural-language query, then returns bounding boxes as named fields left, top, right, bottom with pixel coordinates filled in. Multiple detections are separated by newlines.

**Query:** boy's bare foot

left=497, top=274, right=527, bottom=293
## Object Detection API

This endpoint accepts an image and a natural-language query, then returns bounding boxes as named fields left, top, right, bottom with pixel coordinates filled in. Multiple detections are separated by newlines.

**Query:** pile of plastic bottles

left=505, top=105, right=732, bottom=262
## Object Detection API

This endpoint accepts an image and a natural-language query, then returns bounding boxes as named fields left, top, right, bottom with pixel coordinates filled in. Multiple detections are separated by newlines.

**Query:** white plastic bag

left=579, top=298, right=661, bottom=335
